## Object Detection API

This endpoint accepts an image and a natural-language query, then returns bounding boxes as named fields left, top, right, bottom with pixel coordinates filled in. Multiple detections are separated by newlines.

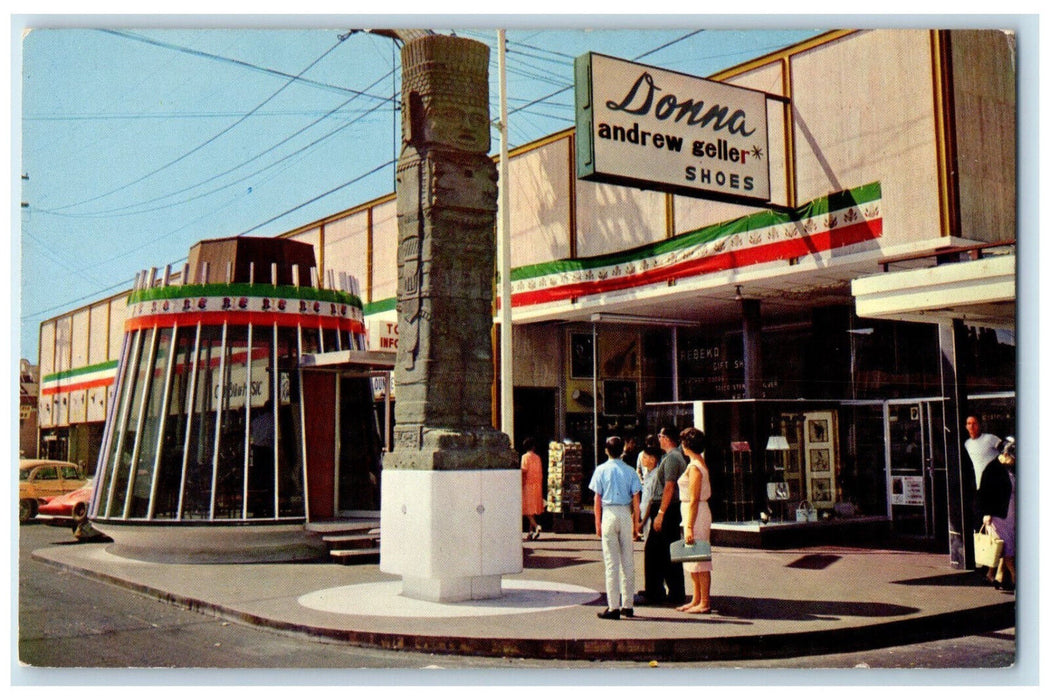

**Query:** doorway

left=513, top=387, right=557, bottom=499
left=886, top=399, right=947, bottom=544
left=335, top=375, right=384, bottom=516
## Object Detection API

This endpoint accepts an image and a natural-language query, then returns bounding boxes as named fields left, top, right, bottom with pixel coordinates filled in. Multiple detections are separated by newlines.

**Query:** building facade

left=35, top=29, right=1016, bottom=561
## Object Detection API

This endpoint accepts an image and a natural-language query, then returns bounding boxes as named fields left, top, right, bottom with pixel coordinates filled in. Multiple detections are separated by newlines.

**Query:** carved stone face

left=423, top=98, right=490, bottom=152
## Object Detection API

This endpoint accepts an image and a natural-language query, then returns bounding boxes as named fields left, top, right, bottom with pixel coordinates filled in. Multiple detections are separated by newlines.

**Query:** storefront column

left=939, top=318, right=974, bottom=569
left=741, top=298, right=763, bottom=399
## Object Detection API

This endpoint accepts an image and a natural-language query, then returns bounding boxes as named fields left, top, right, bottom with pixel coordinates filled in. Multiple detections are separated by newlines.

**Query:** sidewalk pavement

left=31, top=533, right=1015, bottom=662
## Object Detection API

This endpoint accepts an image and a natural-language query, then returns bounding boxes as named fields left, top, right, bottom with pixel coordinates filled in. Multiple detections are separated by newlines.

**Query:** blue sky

left=14, top=20, right=834, bottom=363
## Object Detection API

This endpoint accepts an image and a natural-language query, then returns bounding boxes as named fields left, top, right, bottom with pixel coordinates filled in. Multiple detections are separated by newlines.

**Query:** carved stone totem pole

left=379, top=34, right=521, bottom=602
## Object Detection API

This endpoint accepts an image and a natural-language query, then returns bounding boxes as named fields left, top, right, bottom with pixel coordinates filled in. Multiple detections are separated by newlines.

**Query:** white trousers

left=600, top=504, right=635, bottom=610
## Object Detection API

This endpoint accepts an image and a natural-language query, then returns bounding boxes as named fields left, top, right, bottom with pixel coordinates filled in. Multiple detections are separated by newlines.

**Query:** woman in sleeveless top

left=521, top=437, right=545, bottom=540
left=677, top=427, right=713, bottom=614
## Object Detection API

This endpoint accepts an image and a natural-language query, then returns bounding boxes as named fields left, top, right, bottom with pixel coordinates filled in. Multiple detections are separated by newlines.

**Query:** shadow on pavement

left=702, top=595, right=920, bottom=621
left=785, top=554, right=842, bottom=569
left=892, top=571, right=995, bottom=587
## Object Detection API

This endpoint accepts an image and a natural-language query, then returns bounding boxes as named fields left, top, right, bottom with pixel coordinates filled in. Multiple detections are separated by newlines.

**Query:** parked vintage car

left=37, top=478, right=99, bottom=538
left=19, top=459, right=87, bottom=523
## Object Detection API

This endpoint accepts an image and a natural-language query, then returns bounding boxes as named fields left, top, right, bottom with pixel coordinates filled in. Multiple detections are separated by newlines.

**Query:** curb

left=33, top=551, right=1016, bottom=662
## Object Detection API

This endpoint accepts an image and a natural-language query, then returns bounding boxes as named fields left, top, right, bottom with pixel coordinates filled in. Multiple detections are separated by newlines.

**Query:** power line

left=98, top=29, right=392, bottom=101
left=23, top=107, right=392, bottom=122
left=23, top=29, right=717, bottom=328
left=45, top=31, right=355, bottom=214
left=235, top=159, right=394, bottom=237
left=23, top=159, right=396, bottom=323
left=634, top=30, right=705, bottom=60
left=45, top=68, right=397, bottom=219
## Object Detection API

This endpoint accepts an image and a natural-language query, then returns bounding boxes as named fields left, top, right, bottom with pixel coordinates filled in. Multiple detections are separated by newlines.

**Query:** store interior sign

left=575, top=52, right=771, bottom=205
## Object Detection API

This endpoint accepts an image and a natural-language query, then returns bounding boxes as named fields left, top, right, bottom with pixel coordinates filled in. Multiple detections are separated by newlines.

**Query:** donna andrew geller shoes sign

left=574, top=51, right=772, bottom=206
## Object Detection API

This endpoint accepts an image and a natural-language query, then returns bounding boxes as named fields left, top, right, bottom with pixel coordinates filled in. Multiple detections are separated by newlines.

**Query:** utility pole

left=497, top=29, right=514, bottom=446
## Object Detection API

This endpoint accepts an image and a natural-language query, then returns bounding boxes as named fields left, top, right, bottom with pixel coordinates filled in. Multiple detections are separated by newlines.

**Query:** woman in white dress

left=677, top=427, right=713, bottom=614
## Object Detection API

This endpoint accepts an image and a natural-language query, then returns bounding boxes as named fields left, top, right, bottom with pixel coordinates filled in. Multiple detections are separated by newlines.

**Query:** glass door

left=886, top=399, right=946, bottom=541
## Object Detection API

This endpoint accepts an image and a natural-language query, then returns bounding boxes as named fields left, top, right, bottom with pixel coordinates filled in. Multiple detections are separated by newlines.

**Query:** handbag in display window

left=670, top=539, right=711, bottom=563
left=796, top=500, right=818, bottom=522
left=973, top=523, right=1004, bottom=568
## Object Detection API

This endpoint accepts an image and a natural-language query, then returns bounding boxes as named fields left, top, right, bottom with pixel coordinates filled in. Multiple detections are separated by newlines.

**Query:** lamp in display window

left=764, top=434, right=792, bottom=521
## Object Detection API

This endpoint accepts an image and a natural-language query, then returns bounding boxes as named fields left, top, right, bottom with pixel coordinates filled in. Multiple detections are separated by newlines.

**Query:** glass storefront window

left=152, top=326, right=198, bottom=520
left=96, top=329, right=141, bottom=517
left=182, top=325, right=223, bottom=519
left=100, top=328, right=155, bottom=518
left=94, top=318, right=312, bottom=523
left=276, top=327, right=305, bottom=517
left=641, top=328, right=673, bottom=404
left=247, top=325, right=275, bottom=518
left=851, top=320, right=941, bottom=399
left=127, top=327, right=175, bottom=518
left=696, top=400, right=889, bottom=524
left=212, top=326, right=248, bottom=518
left=963, top=325, right=1015, bottom=395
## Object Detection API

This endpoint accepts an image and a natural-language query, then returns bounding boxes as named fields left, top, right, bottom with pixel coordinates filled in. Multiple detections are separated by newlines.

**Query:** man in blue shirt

left=589, top=435, right=642, bottom=620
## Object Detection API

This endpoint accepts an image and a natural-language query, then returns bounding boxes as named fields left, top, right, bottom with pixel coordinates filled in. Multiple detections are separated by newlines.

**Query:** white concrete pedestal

left=380, top=468, right=523, bottom=602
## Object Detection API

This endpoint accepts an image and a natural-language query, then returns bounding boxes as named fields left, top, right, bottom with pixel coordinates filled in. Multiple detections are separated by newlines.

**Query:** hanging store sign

left=575, top=52, right=771, bottom=205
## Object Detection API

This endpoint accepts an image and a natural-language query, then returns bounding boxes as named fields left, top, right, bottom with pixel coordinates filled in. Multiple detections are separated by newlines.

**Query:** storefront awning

left=852, top=251, right=1015, bottom=329
left=299, top=349, right=396, bottom=372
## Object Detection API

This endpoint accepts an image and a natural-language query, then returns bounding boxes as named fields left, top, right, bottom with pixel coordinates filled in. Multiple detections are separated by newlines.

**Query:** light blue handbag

left=670, top=539, right=711, bottom=563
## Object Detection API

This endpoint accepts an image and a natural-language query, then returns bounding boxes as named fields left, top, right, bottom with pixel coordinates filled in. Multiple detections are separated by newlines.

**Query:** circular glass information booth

left=90, top=237, right=367, bottom=562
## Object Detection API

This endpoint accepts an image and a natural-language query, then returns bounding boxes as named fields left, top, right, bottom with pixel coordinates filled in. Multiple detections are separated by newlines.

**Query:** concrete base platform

left=31, top=533, right=1015, bottom=662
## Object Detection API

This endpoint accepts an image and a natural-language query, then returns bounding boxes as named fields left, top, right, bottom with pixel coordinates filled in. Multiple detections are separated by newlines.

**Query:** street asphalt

left=31, top=530, right=1016, bottom=663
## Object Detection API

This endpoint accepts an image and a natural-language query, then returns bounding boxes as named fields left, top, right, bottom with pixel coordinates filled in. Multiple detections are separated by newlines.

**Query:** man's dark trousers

left=642, top=504, right=685, bottom=603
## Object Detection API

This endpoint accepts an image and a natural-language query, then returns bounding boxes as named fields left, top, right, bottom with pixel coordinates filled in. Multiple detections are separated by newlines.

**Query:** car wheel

left=72, top=501, right=88, bottom=521
left=19, top=499, right=36, bottom=523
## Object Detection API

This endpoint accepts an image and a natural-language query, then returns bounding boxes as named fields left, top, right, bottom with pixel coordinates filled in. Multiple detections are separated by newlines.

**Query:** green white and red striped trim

left=40, top=360, right=119, bottom=397
left=505, top=182, right=882, bottom=308
left=126, top=283, right=365, bottom=334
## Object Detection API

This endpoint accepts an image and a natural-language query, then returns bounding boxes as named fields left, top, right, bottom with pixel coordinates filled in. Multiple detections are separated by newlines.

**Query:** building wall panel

left=370, top=200, right=398, bottom=304
left=951, top=30, right=1016, bottom=243
left=38, top=321, right=55, bottom=429
left=87, top=386, right=109, bottom=423
left=89, top=303, right=110, bottom=365
left=109, top=298, right=129, bottom=361
left=39, top=321, right=56, bottom=378
left=71, top=309, right=90, bottom=369
left=288, top=227, right=321, bottom=284
left=68, top=389, right=88, bottom=425
left=508, top=138, right=573, bottom=268
left=790, top=30, right=941, bottom=245
left=725, top=60, right=790, bottom=208
left=322, top=211, right=370, bottom=292
left=39, top=394, right=55, bottom=429
left=54, top=316, right=73, bottom=377
left=575, top=181, right=666, bottom=258
left=512, top=324, right=560, bottom=387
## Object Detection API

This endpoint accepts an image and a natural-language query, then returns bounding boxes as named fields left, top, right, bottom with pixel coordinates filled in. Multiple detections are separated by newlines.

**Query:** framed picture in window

left=603, top=380, right=637, bottom=415
left=810, top=448, right=830, bottom=472
left=811, top=478, right=833, bottom=504
left=570, top=332, right=594, bottom=379
left=808, top=419, right=829, bottom=443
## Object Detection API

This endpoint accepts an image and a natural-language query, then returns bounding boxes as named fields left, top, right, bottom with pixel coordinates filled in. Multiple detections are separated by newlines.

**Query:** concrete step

left=322, top=533, right=379, bottom=547
left=307, top=520, right=380, bottom=535
left=330, top=547, right=380, bottom=564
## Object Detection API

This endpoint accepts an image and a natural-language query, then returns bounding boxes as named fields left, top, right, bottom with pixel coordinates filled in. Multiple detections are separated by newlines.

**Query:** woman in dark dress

left=977, top=436, right=1016, bottom=591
